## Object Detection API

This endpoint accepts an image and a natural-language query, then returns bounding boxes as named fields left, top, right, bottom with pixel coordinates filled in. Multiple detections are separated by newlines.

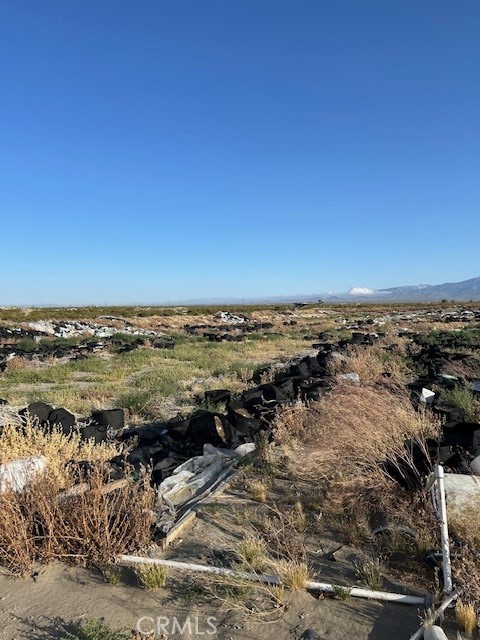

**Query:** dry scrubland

left=0, top=301, right=474, bottom=418
left=1, top=302, right=480, bottom=639
left=0, top=307, right=329, bottom=419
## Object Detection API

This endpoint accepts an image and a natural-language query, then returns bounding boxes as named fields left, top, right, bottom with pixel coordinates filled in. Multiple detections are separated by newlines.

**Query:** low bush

left=0, top=422, right=153, bottom=575
left=273, top=381, right=440, bottom=542
left=136, top=563, right=168, bottom=590
left=442, top=387, right=480, bottom=421
left=0, top=462, right=154, bottom=575
left=65, top=618, right=131, bottom=640
left=0, top=421, right=119, bottom=483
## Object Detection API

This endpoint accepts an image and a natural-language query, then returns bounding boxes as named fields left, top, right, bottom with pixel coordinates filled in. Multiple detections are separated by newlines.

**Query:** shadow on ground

left=18, top=616, right=80, bottom=640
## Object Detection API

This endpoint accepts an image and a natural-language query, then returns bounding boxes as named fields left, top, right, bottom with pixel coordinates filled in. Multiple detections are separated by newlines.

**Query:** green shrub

left=136, top=563, right=168, bottom=590
left=115, top=390, right=151, bottom=414
left=65, top=618, right=130, bottom=640
left=17, top=338, right=38, bottom=353
left=442, top=387, right=479, bottom=421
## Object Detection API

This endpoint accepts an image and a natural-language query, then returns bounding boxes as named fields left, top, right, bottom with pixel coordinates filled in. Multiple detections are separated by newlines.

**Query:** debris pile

left=27, top=320, right=160, bottom=338
left=0, top=324, right=174, bottom=371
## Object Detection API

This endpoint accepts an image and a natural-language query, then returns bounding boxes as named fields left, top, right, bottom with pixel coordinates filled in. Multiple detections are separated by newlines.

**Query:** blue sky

left=0, top=1, right=478, bottom=304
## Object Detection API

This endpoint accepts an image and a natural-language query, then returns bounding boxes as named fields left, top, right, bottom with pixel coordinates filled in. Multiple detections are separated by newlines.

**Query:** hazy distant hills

left=375, top=276, right=480, bottom=302
left=177, top=277, right=480, bottom=305
left=317, top=276, right=480, bottom=303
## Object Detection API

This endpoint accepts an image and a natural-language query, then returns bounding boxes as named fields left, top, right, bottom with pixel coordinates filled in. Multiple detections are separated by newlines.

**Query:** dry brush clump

left=456, top=598, right=478, bottom=636
left=0, top=422, right=154, bottom=575
left=0, top=420, right=119, bottom=485
left=450, top=514, right=480, bottom=611
left=273, top=381, right=440, bottom=536
left=0, top=463, right=154, bottom=575
left=341, top=341, right=409, bottom=384
left=272, top=400, right=312, bottom=447
left=341, top=346, right=386, bottom=383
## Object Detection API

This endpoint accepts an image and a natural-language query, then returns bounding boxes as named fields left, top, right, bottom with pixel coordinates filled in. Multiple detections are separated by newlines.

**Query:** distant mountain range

left=375, top=276, right=480, bottom=302
left=316, top=276, right=480, bottom=303
left=177, top=276, right=480, bottom=305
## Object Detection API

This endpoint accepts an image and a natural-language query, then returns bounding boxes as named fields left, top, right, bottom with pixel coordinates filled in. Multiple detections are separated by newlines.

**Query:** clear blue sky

left=1, top=1, right=478, bottom=304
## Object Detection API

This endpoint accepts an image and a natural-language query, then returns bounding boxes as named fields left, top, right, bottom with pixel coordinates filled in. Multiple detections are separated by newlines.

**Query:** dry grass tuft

left=4, top=356, right=31, bottom=372
left=272, top=559, right=309, bottom=590
left=0, top=421, right=120, bottom=485
left=353, top=554, right=384, bottom=591
left=456, top=599, right=478, bottom=635
left=101, top=564, right=122, bottom=585
left=236, top=536, right=268, bottom=572
left=276, top=383, right=438, bottom=487
left=273, top=381, right=440, bottom=547
left=290, top=501, right=307, bottom=532
left=247, top=479, right=269, bottom=503
left=450, top=517, right=480, bottom=609
left=342, top=346, right=385, bottom=383
left=272, top=400, right=311, bottom=446
left=136, top=563, right=168, bottom=590
left=451, top=514, right=480, bottom=545
left=342, top=341, right=409, bottom=384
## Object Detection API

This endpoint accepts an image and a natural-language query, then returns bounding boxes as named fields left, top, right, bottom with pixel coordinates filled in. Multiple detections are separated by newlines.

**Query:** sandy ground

left=0, top=562, right=426, bottom=640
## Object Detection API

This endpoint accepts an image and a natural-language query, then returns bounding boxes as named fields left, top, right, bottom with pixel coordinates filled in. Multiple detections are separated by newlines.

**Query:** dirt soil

left=0, top=562, right=424, bottom=640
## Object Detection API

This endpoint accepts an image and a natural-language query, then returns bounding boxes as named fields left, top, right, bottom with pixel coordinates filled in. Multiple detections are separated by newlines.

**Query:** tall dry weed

left=342, top=342, right=408, bottom=384
left=450, top=513, right=480, bottom=609
left=0, top=462, right=154, bottom=575
left=273, top=381, right=440, bottom=537
left=342, top=346, right=385, bottom=383
left=0, top=421, right=152, bottom=575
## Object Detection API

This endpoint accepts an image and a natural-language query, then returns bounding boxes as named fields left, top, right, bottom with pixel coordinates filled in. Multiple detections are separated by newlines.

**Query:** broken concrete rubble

left=27, top=320, right=162, bottom=339
left=0, top=455, right=47, bottom=493
left=0, top=321, right=175, bottom=372
left=217, top=311, right=246, bottom=324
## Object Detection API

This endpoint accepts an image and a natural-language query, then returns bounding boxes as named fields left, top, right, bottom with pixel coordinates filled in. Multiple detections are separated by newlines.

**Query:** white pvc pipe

left=118, top=555, right=425, bottom=605
left=435, top=465, right=453, bottom=593
left=120, top=555, right=280, bottom=584
left=305, top=580, right=424, bottom=604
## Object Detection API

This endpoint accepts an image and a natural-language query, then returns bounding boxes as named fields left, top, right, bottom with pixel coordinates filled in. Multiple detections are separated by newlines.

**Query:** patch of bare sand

left=0, top=562, right=424, bottom=640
